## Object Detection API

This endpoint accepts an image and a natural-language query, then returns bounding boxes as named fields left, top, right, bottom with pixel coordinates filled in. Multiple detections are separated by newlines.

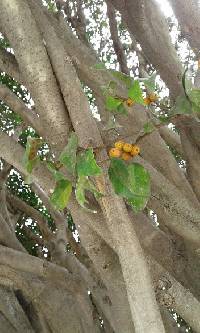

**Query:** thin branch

left=7, top=194, right=53, bottom=241
left=0, top=161, right=13, bottom=229
left=0, top=48, right=21, bottom=83
left=0, top=212, right=26, bottom=252
left=107, top=0, right=183, bottom=98
left=0, top=84, right=43, bottom=135
left=106, top=1, right=130, bottom=75
left=55, top=0, right=89, bottom=45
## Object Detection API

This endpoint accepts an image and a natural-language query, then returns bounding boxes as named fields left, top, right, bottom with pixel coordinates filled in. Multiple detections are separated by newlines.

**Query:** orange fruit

left=144, top=97, right=151, bottom=105
left=109, top=148, right=122, bottom=158
left=130, top=145, right=140, bottom=156
left=114, top=141, right=124, bottom=150
left=123, top=143, right=132, bottom=153
left=149, top=93, right=158, bottom=103
left=121, top=152, right=132, bottom=161
left=125, top=98, right=134, bottom=107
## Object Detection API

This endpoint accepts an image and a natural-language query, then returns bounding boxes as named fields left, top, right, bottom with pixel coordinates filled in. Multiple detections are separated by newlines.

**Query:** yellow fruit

left=121, top=152, right=132, bottom=161
left=130, top=145, right=140, bottom=156
left=126, top=98, right=134, bottom=107
left=114, top=141, right=124, bottom=150
left=123, top=143, right=132, bottom=153
left=144, top=97, right=151, bottom=105
left=149, top=93, right=158, bottom=103
left=109, top=148, right=122, bottom=158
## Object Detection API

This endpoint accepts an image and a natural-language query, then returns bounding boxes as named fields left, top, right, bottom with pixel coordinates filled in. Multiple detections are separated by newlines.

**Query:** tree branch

left=168, top=0, right=200, bottom=57
left=7, top=194, right=53, bottom=241
left=30, top=0, right=102, bottom=149
left=0, top=244, right=80, bottom=292
left=106, top=1, right=130, bottom=75
left=0, top=84, right=43, bottom=135
left=107, top=0, right=183, bottom=98
left=0, top=48, right=21, bottom=83
left=159, top=126, right=183, bottom=156
left=0, top=0, right=70, bottom=153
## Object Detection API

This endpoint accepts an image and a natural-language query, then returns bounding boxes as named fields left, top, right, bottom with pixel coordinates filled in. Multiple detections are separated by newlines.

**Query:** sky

left=156, top=0, right=174, bottom=17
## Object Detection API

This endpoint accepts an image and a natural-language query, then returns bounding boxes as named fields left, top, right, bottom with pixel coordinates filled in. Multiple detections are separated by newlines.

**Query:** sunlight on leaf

left=105, top=95, right=123, bottom=110
left=77, top=148, right=102, bottom=177
left=128, top=80, right=145, bottom=105
left=50, top=179, right=72, bottom=210
left=108, top=159, right=150, bottom=212
left=59, top=132, right=78, bottom=176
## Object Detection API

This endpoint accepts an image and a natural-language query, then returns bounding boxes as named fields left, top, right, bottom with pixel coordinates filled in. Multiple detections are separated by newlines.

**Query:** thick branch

left=30, top=0, right=101, bottom=149
left=0, top=0, right=70, bottom=152
left=159, top=126, right=183, bottom=156
left=168, top=0, right=200, bottom=56
left=0, top=244, right=79, bottom=292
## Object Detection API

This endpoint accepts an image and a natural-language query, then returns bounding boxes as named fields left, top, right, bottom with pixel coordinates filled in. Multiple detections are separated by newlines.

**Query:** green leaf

left=108, top=158, right=133, bottom=198
left=141, top=72, right=157, bottom=92
left=84, top=178, right=104, bottom=200
left=59, top=132, right=78, bottom=175
left=22, top=137, right=42, bottom=175
left=116, top=103, right=128, bottom=115
left=77, top=148, right=102, bottom=177
left=105, top=95, right=123, bottom=110
left=172, top=95, right=192, bottom=115
left=127, top=163, right=150, bottom=212
left=75, top=176, right=103, bottom=212
left=143, top=122, right=155, bottom=134
left=128, top=80, right=144, bottom=105
left=109, top=159, right=150, bottom=212
left=50, top=179, right=72, bottom=210
left=109, top=70, right=133, bottom=88
left=76, top=177, right=87, bottom=209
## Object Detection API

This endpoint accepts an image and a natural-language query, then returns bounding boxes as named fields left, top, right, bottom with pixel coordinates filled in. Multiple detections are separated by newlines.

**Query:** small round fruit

left=144, top=97, right=151, bottom=105
left=126, top=98, right=134, bottom=107
left=109, top=148, right=122, bottom=158
left=149, top=93, right=158, bottom=103
left=130, top=145, right=140, bottom=156
left=114, top=141, right=124, bottom=150
left=121, top=152, right=132, bottom=161
left=123, top=143, right=132, bottom=153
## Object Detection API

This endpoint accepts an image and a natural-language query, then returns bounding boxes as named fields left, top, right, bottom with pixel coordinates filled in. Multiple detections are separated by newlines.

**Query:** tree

left=0, top=0, right=200, bottom=331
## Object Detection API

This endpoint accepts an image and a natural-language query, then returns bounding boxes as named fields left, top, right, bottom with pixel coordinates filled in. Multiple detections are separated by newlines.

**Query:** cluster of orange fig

left=144, top=93, right=158, bottom=105
left=109, top=141, right=140, bottom=161
left=125, top=93, right=158, bottom=107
